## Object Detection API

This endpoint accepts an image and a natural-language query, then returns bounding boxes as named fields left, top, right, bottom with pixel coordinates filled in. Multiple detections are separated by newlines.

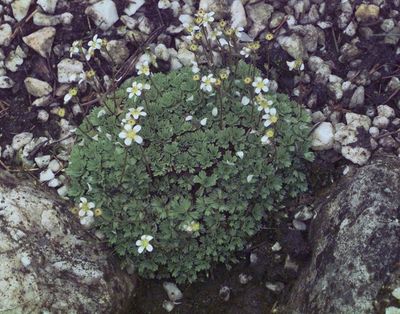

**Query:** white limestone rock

left=377, top=105, right=395, bottom=119
left=100, top=40, right=129, bottom=65
left=24, top=77, right=52, bottom=97
left=34, top=155, right=51, bottom=168
left=0, top=23, right=12, bottom=46
left=230, top=0, right=247, bottom=29
left=277, top=34, right=307, bottom=60
left=22, top=27, right=56, bottom=58
left=177, top=47, right=195, bottom=67
left=345, top=113, right=371, bottom=131
left=0, top=75, right=14, bottom=88
left=311, top=122, right=334, bottom=151
left=85, top=0, right=119, bottom=31
left=33, top=12, right=73, bottom=26
left=341, top=146, right=371, bottom=165
left=37, top=0, right=58, bottom=14
left=39, top=168, right=55, bottom=182
left=373, top=116, right=390, bottom=129
left=0, top=171, right=136, bottom=312
left=12, top=132, right=33, bottom=150
left=124, top=0, right=145, bottom=16
left=57, top=58, right=83, bottom=83
left=11, top=0, right=32, bottom=22
left=5, top=45, right=26, bottom=72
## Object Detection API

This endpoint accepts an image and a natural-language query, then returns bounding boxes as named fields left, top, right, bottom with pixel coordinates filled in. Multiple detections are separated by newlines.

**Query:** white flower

left=252, top=77, right=270, bottom=94
left=158, top=0, right=171, bottom=9
left=128, top=106, right=147, bottom=120
left=85, top=49, right=94, bottom=61
left=240, top=47, right=251, bottom=58
left=79, top=197, right=95, bottom=217
left=200, top=118, right=207, bottom=126
left=69, top=40, right=81, bottom=58
left=97, top=109, right=107, bottom=118
left=121, top=115, right=136, bottom=126
left=202, top=12, right=215, bottom=26
left=212, top=107, right=218, bottom=116
left=208, top=29, right=222, bottom=41
left=200, top=74, right=216, bottom=92
left=136, top=61, right=150, bottom=76
left=182, top=221, right=200, bottom=232
left=78, top=71, right=87, bottom=85
left=233, top=26, right=244, bottom=38
left=247, top=175, right=254, bottom=183
left=287, top=59, right=305, bottom=71
left=64, top=87, right=78, bottom=104
left=241, top=96, right=250, bottom=106
left=185, top=115, right=193, bottom=121
left=191, top=61, right=200, bottom=73
left=126, top=81, right=143, bottom=98
left=119, top=124, right=143, bottom=146
left=257, top=99, right=273, bottom=112
left=262, top=108, right=278, bottom=127
left=136, top=235, right=154, bottom=253
left=88, top=34, right=102, bottom=51
left=236, top=151, right=244, bottom=159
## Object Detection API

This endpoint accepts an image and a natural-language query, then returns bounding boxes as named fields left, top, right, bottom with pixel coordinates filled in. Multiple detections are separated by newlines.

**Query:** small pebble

left=34, top=155, right=51, bottom=168
left=265, top=281, right=285, bottom=293
left=293, top=219, right=307, bottom=231
left=37, top=109, right=49, bottom=122
left=163, top=282, right=183, bottom=302
left=271, top=242, right=282, bottom=252
left=39, top=168, right=55, bottom=182
left=238, top=273, right=252, bottom=285
left=162, top=300, right=175, bottom=312
left=219, top=286, right=231, bottom=302
left=48, top=159, right=62, bottom=172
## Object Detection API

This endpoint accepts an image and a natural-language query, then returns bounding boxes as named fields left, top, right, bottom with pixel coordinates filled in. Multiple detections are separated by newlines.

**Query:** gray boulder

left=0, top=170, right=136, bottom=313
left=281, top=154, right=400, bottom=313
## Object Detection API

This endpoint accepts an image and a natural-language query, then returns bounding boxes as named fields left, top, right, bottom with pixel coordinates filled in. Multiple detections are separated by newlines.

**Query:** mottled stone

left=0, top=170, right=136, bottom=313
left=282, top=154, right=400, bottom=313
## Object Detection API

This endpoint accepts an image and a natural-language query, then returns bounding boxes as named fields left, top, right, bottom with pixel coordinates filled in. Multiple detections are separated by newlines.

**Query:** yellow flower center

left=193, top=74, right=200, bottom=81
left=265, top=33, right=274, bottom=41
left=219, top=20, right=227, bottom=28
left=195, top=17, right=203, bottom=24
left=215, top=79, right=222, bottom=86
left=270, top=115, right=278, bottom=123
left=260, top=101, right=269, bottom=109
left=225, top=28, right=233, bottom=36
left=87, top=70, right=96, bottom=79
left=69, top=88, right=78, bottom=96
left=266, top=129, right=274, bottom=138
left=194, top=32, right=202, bottom=40
left=244, top=77, right=252, bottom=84
left=127, top=130, right=137, bottom=140
left=256, top=81, right=264, bottom=89
left=142, top=239, right=149, bottom=248
left=57, top=108, right=65, bottom=117
left=94, top=208, right=102, bottom=217
left=132, top=86, right=139, bottom=94
left=128, top=119, right=136, bottom=126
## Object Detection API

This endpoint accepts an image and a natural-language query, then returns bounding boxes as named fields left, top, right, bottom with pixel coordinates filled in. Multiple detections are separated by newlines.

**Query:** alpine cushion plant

left=66, top=9, right=314, bottom=284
